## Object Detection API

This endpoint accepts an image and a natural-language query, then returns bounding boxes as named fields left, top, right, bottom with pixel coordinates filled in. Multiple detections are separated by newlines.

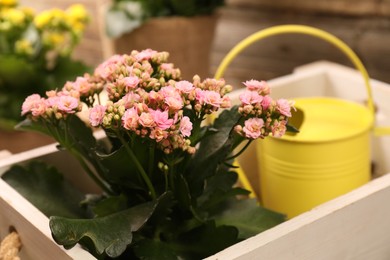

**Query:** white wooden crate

left=1, top=61, right=390, bottom=259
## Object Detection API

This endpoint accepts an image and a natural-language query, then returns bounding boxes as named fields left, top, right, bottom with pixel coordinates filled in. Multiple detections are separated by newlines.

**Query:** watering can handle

left=214, top=24, right=390, bottom=136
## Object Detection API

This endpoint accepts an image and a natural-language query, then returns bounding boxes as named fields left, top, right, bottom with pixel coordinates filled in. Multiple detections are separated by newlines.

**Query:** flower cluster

left=33, top=4, right=89, bottom=68
left=19, top=49, right=296, bottom=259
left=22, top=49, right=235, bottom=154
left=21, top=49, right=296, bottom=155
left=0, top=0, right=90, bottom=129
left=235, top=80, right=295, bottom=139
left=0, top=0, right=89, bottom=66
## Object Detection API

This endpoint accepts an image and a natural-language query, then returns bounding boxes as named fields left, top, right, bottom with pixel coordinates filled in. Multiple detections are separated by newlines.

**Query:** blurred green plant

left=106, top=0, right=225, bottom=38
left=0, top=0, right=91, bottom=129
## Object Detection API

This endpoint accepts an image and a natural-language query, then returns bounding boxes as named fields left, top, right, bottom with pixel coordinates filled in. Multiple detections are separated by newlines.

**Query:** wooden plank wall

left=212, top=0, right=390, bottom=87
left=17, top=0, right=390, bottom=85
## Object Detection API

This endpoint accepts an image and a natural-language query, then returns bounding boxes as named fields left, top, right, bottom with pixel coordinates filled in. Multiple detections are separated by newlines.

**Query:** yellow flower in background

left=66, top=4, right=89, bottom=34
left=66, top=4, right=88, bottom=21
left=15, top=38, right=34, bottom=56
left=44, top=32, right=66, bottom=47
left=33, top=10, right=51, bottom=29
left=0, top=0, right=17, bottom=8
left=21, top=6, right=34, bottom=19
left=34, top=8, right=66, bottom=29
left=2, top=8, right=25, bottom=25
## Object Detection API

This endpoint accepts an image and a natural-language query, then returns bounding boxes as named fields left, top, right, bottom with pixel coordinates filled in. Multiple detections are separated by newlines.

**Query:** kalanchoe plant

left=13, top=49, right=296, bottom=259
left=106, top=0, right=225, bottom=37
left=0, top=0, right=90, bottom=129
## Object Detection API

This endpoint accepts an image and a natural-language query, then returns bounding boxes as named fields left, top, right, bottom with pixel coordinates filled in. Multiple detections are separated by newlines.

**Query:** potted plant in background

left=0, top=0, right=90, bottom=152
left=2, top=49, right=297, bottom=259
left=104, top=0, right=225, bottom=80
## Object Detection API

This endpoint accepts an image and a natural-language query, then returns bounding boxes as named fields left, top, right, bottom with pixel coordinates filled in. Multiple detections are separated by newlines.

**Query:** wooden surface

left=17, top=0, right=390, bottom=85
left=211, top=6, right=390, bottom=87
left=207, top=173, right=390, bottom=259
left=0, top=149, right=95, bottom=260
left=227, top=0, right=390, bottom=16
left=0, top=131, right=55, bottom=154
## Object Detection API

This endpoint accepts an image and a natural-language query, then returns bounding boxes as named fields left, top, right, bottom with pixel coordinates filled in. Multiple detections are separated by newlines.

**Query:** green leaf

left=169, top=0, right=197, bottom=16
left=175, top=221, right=238, bottom=259
left=173, top=172, right=192, bottom=210
left=92, top=194, right=128, bottom=217
left=50, top=197, right=161, bottom=258
left=15, top=118, right=52, bottom=136
left=0, top=55, right=39, bottom=91
left=1, top=161, right=87, bottom=218
left=212, top=199, right=285, bottom=239
left=186, top=106, right=242, bottom=196
left=97, top=143, right=147, bottom=192
left=198, top=171, right=249, bottom=212
left=65, top=115, right=96, bottom=154
left=133, top=239, right=179, bottom=260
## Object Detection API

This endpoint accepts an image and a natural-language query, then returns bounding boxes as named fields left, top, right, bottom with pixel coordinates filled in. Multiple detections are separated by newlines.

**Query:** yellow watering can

left=215, top=25, right=390, bottom=218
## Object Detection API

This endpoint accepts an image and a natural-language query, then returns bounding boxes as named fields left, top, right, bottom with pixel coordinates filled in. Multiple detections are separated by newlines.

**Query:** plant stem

left=225, top=139, right=252, bottom=161
left=168, top=161, right=175, bottom=193
left=117, top=134, right=157, bottom=199
left=70, top=148, right=113, bottom=195
left=148, top=144, right=155, bottom=177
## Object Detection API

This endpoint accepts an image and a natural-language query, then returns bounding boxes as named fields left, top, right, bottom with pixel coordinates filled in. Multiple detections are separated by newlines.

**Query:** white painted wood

left=0, top=177, right=95, bottom=259
left=206, top=173, right=390, bottom=260
left=0, top=150, right=11, bottom=160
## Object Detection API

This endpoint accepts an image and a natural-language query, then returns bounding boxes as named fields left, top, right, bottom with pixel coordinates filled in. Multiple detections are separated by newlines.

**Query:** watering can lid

left=282, top=97, right=374, bottom=142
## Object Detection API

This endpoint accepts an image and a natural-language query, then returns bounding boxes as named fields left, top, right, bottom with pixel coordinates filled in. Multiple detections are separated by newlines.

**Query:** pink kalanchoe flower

left=46, top=96, right=60, bottom=108
left=121, top=92, right=141, bottom=109
left=148, top=91, right=163, bottom=106
left=89, top=105, right=106, bottom=127
left=160, top=85, right=177, bottom=98
left=239, top=90, right=263, bottom=105
left=243, top=79, right=271, bottom=95
left=271, top=120, right=287, bottom=137
left=138, top=112, right=155, bottom=128
left=179, top=116, right=193, bottom=137
left=21, top=94, right=42, bottom=116
left=221, top=95, right=232, bottom=108
left=135, top=49, right=157, bottom=61
left=118, top=76, right=140, bottom=91
left=149, top=128, right=168, bottom=142
left=74, top=76, right=92, bottom=94
left=164, top=96, right=183, bottom=111
left=195, top=88, right=205, bottom=104
left=160, top=85, right=183, bottom=110
left=175, top=80, right=194, bottom=94
left=151, top=109, right=174, bottom=130
left=276, top=99, right=293, bottom=117
left=122, top=107, right=139, bottom=130
left=160, top=63, right=174, bottom=71
left=261, top=95, right=273, bottom=110
left=94, top=54, right=126, bottom=81
left=243, top=117, right=264, bottom=139
left=202, top=90, right=223, bottom=108
left=57, top=96, right=79, bottom=113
